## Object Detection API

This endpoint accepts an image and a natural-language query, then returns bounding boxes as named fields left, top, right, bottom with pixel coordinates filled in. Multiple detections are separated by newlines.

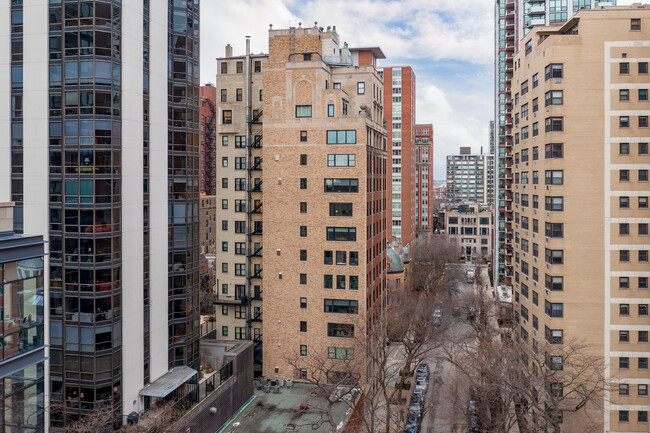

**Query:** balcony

left=249, top=245, right=263, bottom=258
left=250, top=158, right=262, bottom=171
left=249, top=202, right=263, bottom=214
left=248, top=310, right=262, bottom=323
left=529, top=5, right=545, bottom=14
left=250, top=181, right=263, bottom=193
left=248, top=268, right=262, bottom=280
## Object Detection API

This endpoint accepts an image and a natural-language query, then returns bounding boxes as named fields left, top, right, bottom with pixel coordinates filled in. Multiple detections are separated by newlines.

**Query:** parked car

left=411, top=388, right=425, bottom=403
left=466, top=306, right=477, bottom=321
left=403, top=428, right=419, bottom=433
left=468, top=399, right=478, bottom=414
left=414, top=378, right=428, bottom=393
left=468, top=414, right=482, bottom=433
left=415, top=363, right=430, bottom=380
left=404, top=413, right=420, bottom=429
left=409, top=401, right=422, bottom=418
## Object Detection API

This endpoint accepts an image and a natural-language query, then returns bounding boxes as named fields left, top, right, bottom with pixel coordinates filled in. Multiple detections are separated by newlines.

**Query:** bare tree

left=49, top=404, right=115, bottom=433
left=409, top=236, right=461, bottom=294
left=122, top=403, right=182, bottom=433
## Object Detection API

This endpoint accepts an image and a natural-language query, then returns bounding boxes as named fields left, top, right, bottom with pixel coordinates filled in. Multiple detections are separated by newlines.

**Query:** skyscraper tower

left=2, top=0, right=200, bottom=426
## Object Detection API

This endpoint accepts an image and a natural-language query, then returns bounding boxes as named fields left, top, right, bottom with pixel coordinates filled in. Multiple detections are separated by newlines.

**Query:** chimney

left=225, top=44, right=233, bottom=58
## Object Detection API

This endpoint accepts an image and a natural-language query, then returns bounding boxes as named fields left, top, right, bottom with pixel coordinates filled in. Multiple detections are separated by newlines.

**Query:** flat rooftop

left=220, top=383, right=353, bottom=433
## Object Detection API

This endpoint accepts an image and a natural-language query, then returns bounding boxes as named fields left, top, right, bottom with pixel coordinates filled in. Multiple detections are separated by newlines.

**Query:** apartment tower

left=382, top=66, right=416, bottom=245
left=200, top=84, right=217, bottom=196
left=261, top=25, right=388, bottom=380
left=214, top=43, right=267, bottom=376
left=446, top=147, right=494, bottom=205
left=415, top=124, right=434, bottom=233
left=512, top=8, right=649, bottom=431
left=1, top=0, right=200, bottom=425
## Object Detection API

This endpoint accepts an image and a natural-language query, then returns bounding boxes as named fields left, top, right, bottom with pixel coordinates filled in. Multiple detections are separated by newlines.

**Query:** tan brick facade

left=512, top=8, right=650, bottom=432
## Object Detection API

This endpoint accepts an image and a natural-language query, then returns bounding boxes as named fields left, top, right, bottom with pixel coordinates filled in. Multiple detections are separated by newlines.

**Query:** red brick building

left=382, top=66, right=416, bottom=246
left=200, top=84, right=217, bottom=195
left=414, top=124, right=433, bottom=233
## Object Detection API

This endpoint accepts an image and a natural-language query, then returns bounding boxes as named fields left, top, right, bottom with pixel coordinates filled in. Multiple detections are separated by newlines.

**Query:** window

left=545, top=301, right=563, bottom=318
left=300, top=321, right=307, bottom=332
left=300, top=226, right=307, bottom=237
left=255, top=61, right=261, bottom=73
left=640, top=89, right=649, bottom=101
left=545, top=63, right=563, bottom=80
left=640, top=331, right=649, bottom=343
left=222, top=110, right=232, bottom=124
left=324, top=299, right=358, bottom=314
left=222, top=220, right=228, bottom=231
left=619, top=410, right=629, bottom=423
left=299, top=201, right=307, bottom=213
left=324, top=274, right=333, bottom=289
left=327, top=130, right=357, bottom=144
left=299, top=273, right=307, bottom=285
left=545, top=90, right=563, bottom=106
left=221, top=241, right=228, bottom=252
left=639, top=304, right=648, bottom=316
left=640, top=384, right=648, bottom=396
left=335, top=251, right=346, bottom=265
left=235, top=200, right=245, bottom=212
left=619, top=384, right=630, bottom=396
left=620, top=142, right=630, bottom=155
left=235, top=264, right=245, bottom=276
left=640, top=62, right=649, bottom=74
left=300, top=178, right=307, bottom=190
left=640, top=197, right=649, bottom=208
left=521, top=80, right=529, bottom=96
left=620, top=116, right=630, bottom=128
left=220, top=62, right=227, bottom=74
left=639, top=411, right=649, bottom=423
left=545, top=170, right=563, bottom=185
left=620, top=62, right=630, bottom=74
left=641, top=250, right=649, bottom=262
left=234, top=136, right=245, bottom=148
left=640, top=116, right=649, bottom=128
left=327, top=154, right=355, bottom=167
left=631, top=18, right=641, bottom=31
left=545, top=143, right=563, bottom=159
left=545, top=249, right=563, bottom=265
left=640, top=223, right=648, bottom=235
left=525, top=40, right=532, bottom=55
left=620, top=250, right=630, bottom=262
left=222, top=178, right=229, bottom=189
left=295, top=105, right=312, bottom=118
left=545, top=117, right=563, bottom=132
left=619, top=330, right=630, bottom=343
left=329, top=203, right=353, bottom=217
left=300, top=297, right=307, bottom=309
left=220, top=88, right=227, bottom=102
left=545, top=196, right=564, bottom=211
left=546, top=274, right=564, bottom=291
left=327, top=323, right=354, bottom=338
left=620, top=304, right=630, bottom=316
left=620, top=196, right=630, bottom=208
left=324, top=178, right=359, bottom=193
left=640, top=357, right=649, bottom=369
left=532, top=98, right=539, bottom=113
left=620, top=89, right=630, bottom=101
left=303, top=53, right=311, bottom=61
left=327, top=227, right=356, bottom=241
left=532, top=73, right=538, bottom=88
left=349, top=276, right=358, bottom=290
left=328, top=347, right=354, bottom=360
left=236, top=88, right=242, bottom=101
left=357, top=82, right=365, bottom=94
left=222, top=326, right=228, bottom=336
left=620, top=223, right=630, bottom=235
left=221, top=199, right=228, bottom=210
left=235, top=221, right=246, bottom=234
left=336, top=275, right=345, bottom=289
left=545, top=223, right=563, bottom=238
left=328, top=104, right=334, bottom=117
left=620, top=357, right=630, bottom=369
left=300, top=154, right=307, bottom=165
left=235, top=157, right=245, bottom=170
left=620, top=277, right=630, bottom=289
left=300, top=130, right=307, bottom=142
left=300, top=345, right=307, bottom=356
left=324, top=251, right=333, bottom=265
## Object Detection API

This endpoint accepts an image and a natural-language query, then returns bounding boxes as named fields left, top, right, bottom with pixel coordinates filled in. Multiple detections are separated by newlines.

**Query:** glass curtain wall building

left=1, top=0, right=200, bottom=427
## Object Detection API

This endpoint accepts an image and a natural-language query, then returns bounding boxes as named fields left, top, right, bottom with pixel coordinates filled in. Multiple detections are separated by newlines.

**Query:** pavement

left=218, top=382, right=354, bottom=433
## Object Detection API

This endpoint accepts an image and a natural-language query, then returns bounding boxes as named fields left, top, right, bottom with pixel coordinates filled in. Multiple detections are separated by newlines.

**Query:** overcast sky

left=200, top=0, right=640, bottom=180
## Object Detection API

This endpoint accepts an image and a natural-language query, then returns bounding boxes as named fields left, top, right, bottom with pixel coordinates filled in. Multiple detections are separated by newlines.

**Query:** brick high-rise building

left=200, top=84, right=217, bottom=196
left=512, top=7, right=649, bottom=431
left=415, top=124, right=434, bottom=233
left=381, top=66, right=416, bottom=245
left=261, top=26, right=388, bottom=381
left=214, top=42, right=267, bottom=376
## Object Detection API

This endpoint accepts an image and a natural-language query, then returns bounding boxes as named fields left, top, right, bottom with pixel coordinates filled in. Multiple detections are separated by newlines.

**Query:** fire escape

left=204, top=99, right=217, bottom=195
left=247, top=102, right=264, bottom=375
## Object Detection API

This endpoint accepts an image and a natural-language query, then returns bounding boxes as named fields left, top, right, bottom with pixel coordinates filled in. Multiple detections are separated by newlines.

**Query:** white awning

left=139, top=366, right=197, bottom=398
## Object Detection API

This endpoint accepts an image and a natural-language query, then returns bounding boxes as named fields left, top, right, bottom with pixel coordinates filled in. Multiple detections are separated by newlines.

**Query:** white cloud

left=200, top=0, right=496, bottom=180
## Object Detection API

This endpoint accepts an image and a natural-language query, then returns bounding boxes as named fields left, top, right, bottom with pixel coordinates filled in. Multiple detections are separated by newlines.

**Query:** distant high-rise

left=446, top=148, right=494, bottom=205
left=415, top=124, right=434, bottom=232
left=489, top=120, right=495, bottom=155
left=1, top=0, right=200, bottom=426
left=381, top=66, right=416, bottom=245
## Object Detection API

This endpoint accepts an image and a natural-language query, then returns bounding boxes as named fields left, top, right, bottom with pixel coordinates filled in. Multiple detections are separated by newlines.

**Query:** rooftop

left=219, top=383, right=354, bottom=433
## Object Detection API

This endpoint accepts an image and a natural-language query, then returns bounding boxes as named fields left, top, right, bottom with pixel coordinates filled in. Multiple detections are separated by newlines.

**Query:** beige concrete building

left=261, top=26, right=388, bottom=381
left=200, top=195, right=217, bottom=255
left=214, top=43, right=267, bottom=375
left=445, top=203, right=493, bottom=264
left=512, top=7, right=650, bottom=432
